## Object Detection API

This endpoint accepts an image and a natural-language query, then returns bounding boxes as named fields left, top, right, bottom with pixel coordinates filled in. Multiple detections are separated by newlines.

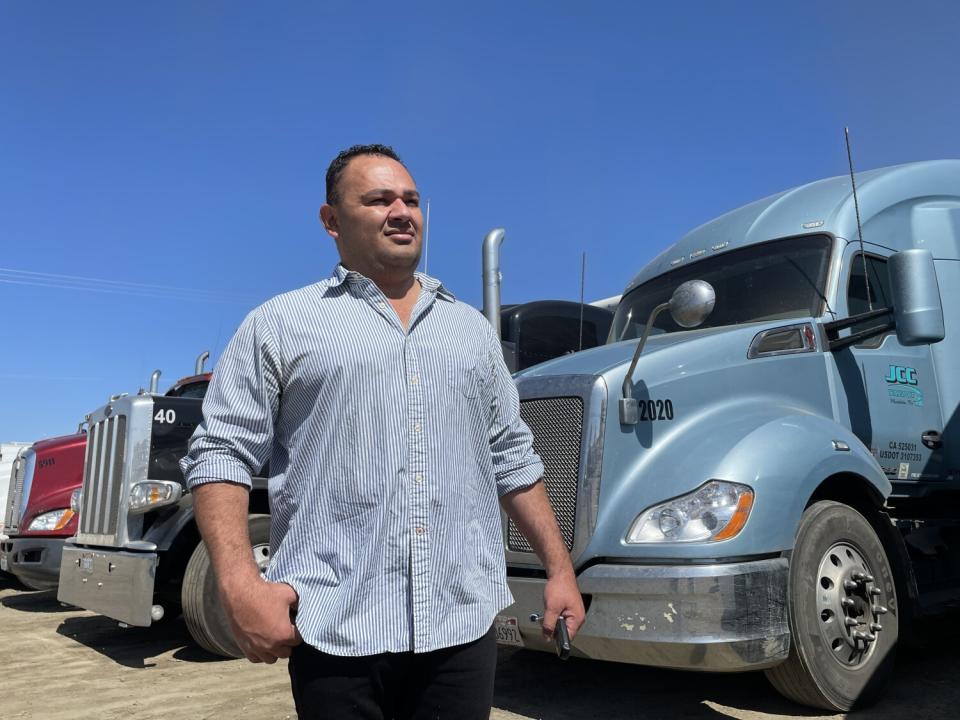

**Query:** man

left=181, top=144, right=584, bottom=719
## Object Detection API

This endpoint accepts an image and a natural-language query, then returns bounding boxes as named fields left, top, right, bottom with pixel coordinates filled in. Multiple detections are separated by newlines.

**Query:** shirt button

left=414, top=474, right=423, bottom=483
left=377, top=301, right=386, bottom=309
left=413, top=423, right=421, bottom=433
left=410, top=375, right=419, bottom=385
left=415, top=527, right=425, bottom=535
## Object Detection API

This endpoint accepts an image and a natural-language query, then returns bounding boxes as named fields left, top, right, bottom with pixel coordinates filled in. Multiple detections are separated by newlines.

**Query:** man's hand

left=192, top=483, right=302, bottom=664
left=542, top=569, right=586, bottom=642
left=220, top=577, right=301, bottom=664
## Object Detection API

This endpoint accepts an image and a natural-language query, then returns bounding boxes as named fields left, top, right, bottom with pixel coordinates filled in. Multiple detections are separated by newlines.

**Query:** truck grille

left=79, top=416, right=128, bottom=536
left=3, top=450, right=28, bottom=533
left=508, top=396, right=584, bottom=552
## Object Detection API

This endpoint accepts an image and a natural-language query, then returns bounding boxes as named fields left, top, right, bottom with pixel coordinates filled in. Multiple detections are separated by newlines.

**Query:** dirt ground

left=1, top=573, right=957, bottom=720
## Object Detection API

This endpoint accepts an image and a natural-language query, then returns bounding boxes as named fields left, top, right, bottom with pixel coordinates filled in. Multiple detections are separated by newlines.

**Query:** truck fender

left=604, top=401, right=890, bottom=558
left=142, top=476, right=272, bottom=552
left=142, top=494, right=197, bottom=552
left=715, top=413, right=891, bottom=551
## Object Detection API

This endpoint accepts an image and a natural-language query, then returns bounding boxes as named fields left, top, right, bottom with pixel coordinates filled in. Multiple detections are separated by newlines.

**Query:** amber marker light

left=712, top=490, right=754, bottom=541
left=53, top=509, right=76, bottom=531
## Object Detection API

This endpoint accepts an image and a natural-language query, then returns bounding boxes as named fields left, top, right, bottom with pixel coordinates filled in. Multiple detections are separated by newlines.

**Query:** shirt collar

left=327, top=263, right=455, bottom=302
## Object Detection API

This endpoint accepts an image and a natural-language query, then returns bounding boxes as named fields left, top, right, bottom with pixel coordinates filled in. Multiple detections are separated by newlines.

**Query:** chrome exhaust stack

left=482, top=228, right=506, bottom=339
left=149, top=370, right=161, bottom=394
left=195, top=351, right=210, bottom=375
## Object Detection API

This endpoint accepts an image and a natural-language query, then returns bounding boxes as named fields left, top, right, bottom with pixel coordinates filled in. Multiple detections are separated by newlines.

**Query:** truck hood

left=22, top=483, right=77, bottom=523
left=32, top=432, right=86, bottom=453
left=15, top=432, right=86, bottom=536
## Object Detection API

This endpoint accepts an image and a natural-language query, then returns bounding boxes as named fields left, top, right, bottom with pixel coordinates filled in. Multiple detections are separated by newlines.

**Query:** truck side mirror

left=889, top=249, right=945, bottom=345
left=620, top=279, right=716, bottom=425
left=669, top=280, right=716, bottom=329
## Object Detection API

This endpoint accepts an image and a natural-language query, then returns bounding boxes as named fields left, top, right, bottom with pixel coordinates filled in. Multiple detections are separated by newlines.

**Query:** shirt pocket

left=445, top=356, right=486, bottom=400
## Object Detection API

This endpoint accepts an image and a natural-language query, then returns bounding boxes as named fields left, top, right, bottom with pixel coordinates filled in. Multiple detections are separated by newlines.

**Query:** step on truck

left=57, top=289, right=612, bottom=658
left=498, top=159, right=960, bottom=711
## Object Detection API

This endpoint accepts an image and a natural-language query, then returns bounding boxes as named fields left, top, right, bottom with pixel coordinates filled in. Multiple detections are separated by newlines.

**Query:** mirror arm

left=826, top=318, right=895, bottom=351
left=823, top=307, right=894, bottom=351
left=620, top=301, right=670, bottom=424
left=822, top=306, right=892, bottom=334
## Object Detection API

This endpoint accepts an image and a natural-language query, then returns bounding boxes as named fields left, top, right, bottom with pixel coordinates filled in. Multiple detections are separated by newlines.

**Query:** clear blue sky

left=2, top=1, right=958, bottom=441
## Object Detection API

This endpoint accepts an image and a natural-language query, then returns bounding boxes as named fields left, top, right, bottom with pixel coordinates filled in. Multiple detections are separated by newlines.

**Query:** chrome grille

left=3, top=450, right=28, bottom=533
left=79, top=415, right=127, bottom=536
left=508, top=396, right=584, bottom=552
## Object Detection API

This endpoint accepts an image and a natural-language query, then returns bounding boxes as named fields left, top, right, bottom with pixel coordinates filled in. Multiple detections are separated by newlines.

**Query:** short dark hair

left=325, top=144, right=405, bottom=205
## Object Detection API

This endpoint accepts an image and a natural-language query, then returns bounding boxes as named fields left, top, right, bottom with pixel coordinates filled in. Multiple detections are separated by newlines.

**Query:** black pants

left=288, top=628, right=497, bottom=720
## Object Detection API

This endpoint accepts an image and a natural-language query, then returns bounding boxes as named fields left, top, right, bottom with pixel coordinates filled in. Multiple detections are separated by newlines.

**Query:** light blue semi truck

left=499, top=160, right=960, bottom=711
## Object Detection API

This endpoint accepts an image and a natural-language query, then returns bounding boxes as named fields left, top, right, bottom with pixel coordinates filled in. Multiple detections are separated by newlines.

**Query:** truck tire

left=765, top=501, right=898, bottom=711
left=182, top=514, right=272, bottom=658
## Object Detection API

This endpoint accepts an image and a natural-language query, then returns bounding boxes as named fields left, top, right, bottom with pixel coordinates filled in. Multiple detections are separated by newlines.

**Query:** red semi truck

left=0, top=363, right=212, bottom=590
left=0, top=434, right=85, bottom=589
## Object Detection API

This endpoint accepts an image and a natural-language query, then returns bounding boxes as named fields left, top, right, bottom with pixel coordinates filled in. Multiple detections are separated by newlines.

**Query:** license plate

left=494, top=615, right=524, bottom=647
left=80, top=553, right=94, bottom=573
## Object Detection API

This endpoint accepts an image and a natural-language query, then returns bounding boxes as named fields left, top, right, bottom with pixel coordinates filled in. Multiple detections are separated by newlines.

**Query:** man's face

left=320, top=155, right=423, bottom=279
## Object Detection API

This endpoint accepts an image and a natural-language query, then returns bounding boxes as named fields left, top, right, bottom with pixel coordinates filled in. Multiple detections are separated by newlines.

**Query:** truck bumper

left=58, top=545, right=158, bottom=626
left=0, top=536, right=65, bottom=590
left=504, top=557, right=789, bottom=672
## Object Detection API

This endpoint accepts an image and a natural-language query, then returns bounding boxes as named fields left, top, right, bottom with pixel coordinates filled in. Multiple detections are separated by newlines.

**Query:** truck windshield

left=610, top=234, right=833, bottom=341
left=166, top=381, right=209, bottom=399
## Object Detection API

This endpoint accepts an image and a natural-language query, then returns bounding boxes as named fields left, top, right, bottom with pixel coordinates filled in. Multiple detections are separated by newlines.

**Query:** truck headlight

left=70, top=488, right=82, bottom=514
left=625, top=480, right=754, bottom=543
left=27, top=509, right=75, bottom=532
left=128, top=481, right=182, bottom=514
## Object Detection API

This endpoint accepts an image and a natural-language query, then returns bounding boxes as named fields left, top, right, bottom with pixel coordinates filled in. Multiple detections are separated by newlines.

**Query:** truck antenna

left=423, top=198, right=431, bottom=275
left=578, top=251, right=586, bottom=351
left=845, top=127, right=873, bottom=311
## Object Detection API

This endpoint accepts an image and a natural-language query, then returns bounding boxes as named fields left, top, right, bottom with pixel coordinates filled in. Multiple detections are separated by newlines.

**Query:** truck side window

left=846, top=253, right=892, bottom=348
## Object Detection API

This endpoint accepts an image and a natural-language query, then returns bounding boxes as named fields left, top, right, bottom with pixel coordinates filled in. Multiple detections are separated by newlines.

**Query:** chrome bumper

left=504, top=557, right=789, bottom=672
left=0, top=536, right=66, bottom=590
left=58, top=544, right=158, bottom=626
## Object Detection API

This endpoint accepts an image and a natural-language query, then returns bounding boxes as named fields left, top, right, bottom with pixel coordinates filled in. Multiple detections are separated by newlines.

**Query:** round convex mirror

left=669, top=280, right=716, bottom=328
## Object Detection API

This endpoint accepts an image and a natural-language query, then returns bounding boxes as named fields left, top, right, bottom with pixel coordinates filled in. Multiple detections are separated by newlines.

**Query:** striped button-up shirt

left=181, top=264, right=543, bottom=655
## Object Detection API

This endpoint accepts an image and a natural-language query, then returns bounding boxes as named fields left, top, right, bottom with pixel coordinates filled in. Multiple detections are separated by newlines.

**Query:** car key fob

left=555, top=617, right=571, bottom=660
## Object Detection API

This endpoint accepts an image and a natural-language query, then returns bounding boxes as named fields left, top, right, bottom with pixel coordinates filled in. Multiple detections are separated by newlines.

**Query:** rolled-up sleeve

left=484, top=324, right=544, bottom=496
left=180, top=307, right=282, bottom=490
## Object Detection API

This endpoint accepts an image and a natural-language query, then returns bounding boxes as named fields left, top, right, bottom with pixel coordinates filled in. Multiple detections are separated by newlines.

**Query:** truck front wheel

left=765, top=500, right=898, bottom=711
left=181, top=514, right=272, bottom=658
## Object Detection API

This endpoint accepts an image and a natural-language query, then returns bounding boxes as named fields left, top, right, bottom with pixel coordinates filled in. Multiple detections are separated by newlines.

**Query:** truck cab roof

left=627, top=159, right=960, bottom=293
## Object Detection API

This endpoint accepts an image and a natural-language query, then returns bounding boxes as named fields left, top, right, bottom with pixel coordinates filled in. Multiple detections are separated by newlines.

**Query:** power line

left=0, top=267, right=260, bottom=304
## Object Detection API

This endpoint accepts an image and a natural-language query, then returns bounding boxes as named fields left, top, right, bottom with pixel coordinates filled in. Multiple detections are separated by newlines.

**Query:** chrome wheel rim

left=252, top=543, right=270, bottom=574
left=815, top=541, right=889, bottom=667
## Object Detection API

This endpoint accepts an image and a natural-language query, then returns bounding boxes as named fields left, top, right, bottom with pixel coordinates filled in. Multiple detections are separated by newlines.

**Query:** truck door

left=839, top=246, right=946, bottom=484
